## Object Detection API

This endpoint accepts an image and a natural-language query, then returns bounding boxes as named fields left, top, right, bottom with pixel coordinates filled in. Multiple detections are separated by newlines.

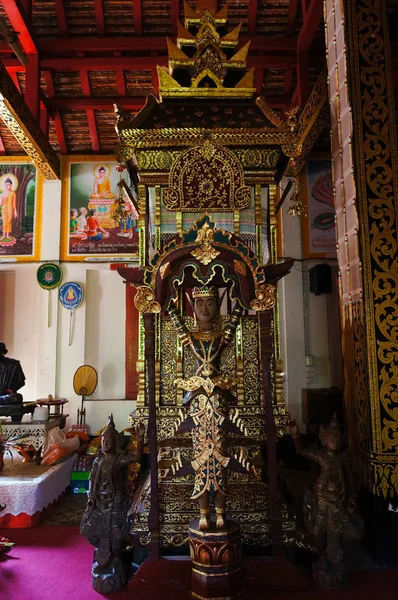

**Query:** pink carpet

left=1, top=526, right=398, bottom=600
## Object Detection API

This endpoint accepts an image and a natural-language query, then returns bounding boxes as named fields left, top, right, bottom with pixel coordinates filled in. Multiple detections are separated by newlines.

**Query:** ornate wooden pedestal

left=189, top=519, right=245, bottom=600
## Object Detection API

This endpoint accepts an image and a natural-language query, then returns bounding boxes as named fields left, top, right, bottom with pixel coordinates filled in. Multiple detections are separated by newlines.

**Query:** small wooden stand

left=189, top=519, right=245, bottom=600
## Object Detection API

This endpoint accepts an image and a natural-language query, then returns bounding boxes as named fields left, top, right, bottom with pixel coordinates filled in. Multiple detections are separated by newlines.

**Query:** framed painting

left=301, top=156, right=337, bottom=258
left=60, top=156, right=139, bottom=262
left=0, top=157, right=42, bottom=263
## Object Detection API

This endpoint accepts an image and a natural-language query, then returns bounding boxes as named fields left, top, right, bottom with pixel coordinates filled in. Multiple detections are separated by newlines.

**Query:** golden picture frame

left=60, top=155, right=139, bottom=262
left=0, top=156, right=42, bottom=263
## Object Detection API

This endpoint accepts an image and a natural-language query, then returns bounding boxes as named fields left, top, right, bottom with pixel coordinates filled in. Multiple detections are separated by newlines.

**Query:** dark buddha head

left=101, top=414, right=117, bottom=454
left=0, top=342, right=7, bottom=356
left=320, top=414, right=343, bottom=453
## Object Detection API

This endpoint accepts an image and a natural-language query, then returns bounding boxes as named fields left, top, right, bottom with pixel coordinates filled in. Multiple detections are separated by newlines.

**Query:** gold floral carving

left=242, top=317, right=260, bottom=406
left=330, top=0, right=398, bottom=497
left=132, top=148, right=280, bottom=175
left=250, top=284, right=276, bottom=312
left=348, top=0, right=398, bottom=463
left=190, top=220, right=221, bottom=264
left=160, top=319, right=178, bottom=406
left=284, top=68, right=329, bottom=177
left=163, top=139, right=251, bottom=212
left=0, top=63, right=60, bottom=179
left=134, top=286, right=161, bottom=314
left=117, top=127, right=296, bottom=150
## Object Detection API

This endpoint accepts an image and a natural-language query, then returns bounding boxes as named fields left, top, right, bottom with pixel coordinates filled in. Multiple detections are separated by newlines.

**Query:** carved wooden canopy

left=162, top=139, right=251, bottom=212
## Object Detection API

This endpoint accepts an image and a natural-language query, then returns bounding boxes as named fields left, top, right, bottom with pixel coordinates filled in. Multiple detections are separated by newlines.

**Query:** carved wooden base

left=188, top=518, right=245, bottom=600
left=91, top=557, right=129, bottom=594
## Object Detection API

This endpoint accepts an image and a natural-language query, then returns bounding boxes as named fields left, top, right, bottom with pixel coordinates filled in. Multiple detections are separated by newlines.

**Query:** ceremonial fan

left=73, top=365, right=98, bottom=425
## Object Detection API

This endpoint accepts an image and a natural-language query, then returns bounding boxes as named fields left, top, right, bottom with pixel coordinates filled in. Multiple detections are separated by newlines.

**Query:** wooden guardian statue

left=168, top=285, right=252, bottom=530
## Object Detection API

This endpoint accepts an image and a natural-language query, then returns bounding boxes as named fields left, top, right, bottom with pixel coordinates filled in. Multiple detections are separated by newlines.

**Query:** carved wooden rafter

left=284, top=67, right=329, bottom=177
left=0, top=61, right=59, bottom=178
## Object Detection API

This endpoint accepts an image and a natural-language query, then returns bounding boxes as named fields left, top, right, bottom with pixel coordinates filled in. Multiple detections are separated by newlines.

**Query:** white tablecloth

left=0, top=455, right=74, bottom=516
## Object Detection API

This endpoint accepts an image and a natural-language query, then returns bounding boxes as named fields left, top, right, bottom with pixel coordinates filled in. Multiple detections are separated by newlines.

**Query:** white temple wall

left=0, top=175, right=133, bottom=434
left=278, top=178, right=339, bottom=431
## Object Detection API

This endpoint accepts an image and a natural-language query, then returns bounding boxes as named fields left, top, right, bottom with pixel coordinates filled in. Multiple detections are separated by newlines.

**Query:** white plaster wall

left=278, top=180, right=307, bottom=429
left=0, top=266, right=39, bottom=401
left=277, top=178, right=337, bottom=431
left=0, top=175, right=135, bottom=435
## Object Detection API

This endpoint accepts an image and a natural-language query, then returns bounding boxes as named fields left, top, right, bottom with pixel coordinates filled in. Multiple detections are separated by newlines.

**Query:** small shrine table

left=1, top=416, right=67, bottom=460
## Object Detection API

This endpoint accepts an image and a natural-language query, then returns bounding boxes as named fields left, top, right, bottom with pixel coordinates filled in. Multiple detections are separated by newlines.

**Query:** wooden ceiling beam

left=4, top=35, right=296, bottom=55
left=38, top=56, right=169, bottom=71
left=19, top=0, right=31, bottom=24
left=284, top=68, right=294, bottom=95
left=132, top=0, right=142, bottom=36
left=40, top=106, right=49, bottom=138
left=255, top=68, right=264, bottom=94
left=297, top=0, right=323, bottom=54
left=25, top=52, right=39, bottom=118
left=47, top=95, right=293, bottom=110
left=0, top=62, right=59, bottom=177
left=3, top=54, right=297, bottom=71
left=301, top=0, right=310, bottom=20
left=286, top=0, right=298, bottom=36
left=116, top=69, right=126, bottom=96
left=248, top=0, right=258, bottom=37
left=9, top=70, right=22, bottom=92
left=151, top=66, right=159, bottom=97
left=48, top=97, right=146, bottom=110
left=43, top=70, right=67, bottom=155
left=54, top=0, right=68, bottom=38
left=87, top=110, right=100, bottom=152
left=80, top=70, right=100, bottom=152
left=296, top=0, right=324, bottom=106
left=6, top=65, right=50, bottom=114
left=80, top=70, right=91, bottom=96
left=94, top=0, right=105, bottom=37
left=0, top=0, right=37, bottom=54
left=171, top=0, right=179, bottom=37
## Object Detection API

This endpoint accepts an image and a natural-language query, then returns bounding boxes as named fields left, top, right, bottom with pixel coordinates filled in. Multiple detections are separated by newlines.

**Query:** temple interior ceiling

left=0, top=0, right=395, bottom=157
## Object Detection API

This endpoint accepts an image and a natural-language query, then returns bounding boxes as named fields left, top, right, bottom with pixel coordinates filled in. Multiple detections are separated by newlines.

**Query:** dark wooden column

left=143, top=313, right=160, bottom=560
left=259, top=310, right=284, bottom=558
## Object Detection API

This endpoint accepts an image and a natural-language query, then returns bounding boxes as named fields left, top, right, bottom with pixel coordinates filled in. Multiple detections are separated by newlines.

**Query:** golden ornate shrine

left=114, top=0, right=302, bottom=555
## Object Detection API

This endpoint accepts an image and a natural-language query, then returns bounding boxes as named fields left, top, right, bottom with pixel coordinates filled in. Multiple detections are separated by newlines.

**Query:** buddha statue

left=80, top=415, right=144, bottom=593
left=0, top=342, right=25, bottom=406
left=289, top=416, right=363, bottom=589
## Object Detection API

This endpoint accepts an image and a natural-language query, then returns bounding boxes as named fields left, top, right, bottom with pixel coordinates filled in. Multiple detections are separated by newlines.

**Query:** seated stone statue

left=0, top=342, right=25, bottom=405
left=80, top=415, right=144, bottom=593
left=289, top=416, right=363, bottom=589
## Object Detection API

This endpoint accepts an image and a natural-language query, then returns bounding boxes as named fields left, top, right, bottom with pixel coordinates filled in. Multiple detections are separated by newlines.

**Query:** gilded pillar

left=269, top=184, right=289, bottom=435
left=325, top=0, right=398, bottom=498
left=137, top=183, right=147, bottom=266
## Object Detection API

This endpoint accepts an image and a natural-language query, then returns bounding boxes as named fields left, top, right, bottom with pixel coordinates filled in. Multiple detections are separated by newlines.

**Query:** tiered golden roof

left=157, top=0, right=255, bottom=99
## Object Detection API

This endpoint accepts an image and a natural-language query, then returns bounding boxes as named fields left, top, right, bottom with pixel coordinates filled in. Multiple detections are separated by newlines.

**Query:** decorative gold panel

left=162, top=139, right=251, bottom=212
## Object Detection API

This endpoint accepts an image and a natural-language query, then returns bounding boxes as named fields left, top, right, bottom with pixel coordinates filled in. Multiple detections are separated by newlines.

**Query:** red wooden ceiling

left=0, top=0, right=395, bottom=156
